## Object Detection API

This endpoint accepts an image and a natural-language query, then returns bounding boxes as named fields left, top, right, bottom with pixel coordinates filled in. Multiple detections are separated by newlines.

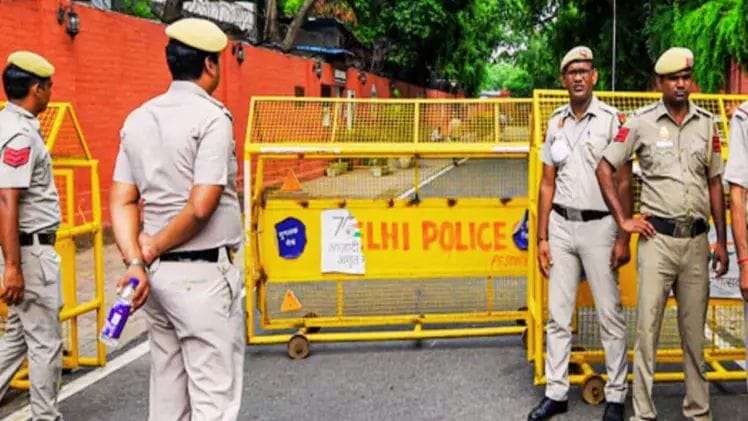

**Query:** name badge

left=656, top=140, right=673, bottom=148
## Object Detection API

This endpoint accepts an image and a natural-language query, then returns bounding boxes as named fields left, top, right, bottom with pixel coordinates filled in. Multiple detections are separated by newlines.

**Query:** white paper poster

left=321, top=209, right=365, bottom=275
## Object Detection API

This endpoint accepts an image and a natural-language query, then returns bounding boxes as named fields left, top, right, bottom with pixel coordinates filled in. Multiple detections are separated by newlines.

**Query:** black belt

left=552, top=204, right=610, bottom=222
left=160, top=247, right=232, bottom=263
left=649, top=216, right=708, bottom=238
left=19, top=232, right=56, bottom=247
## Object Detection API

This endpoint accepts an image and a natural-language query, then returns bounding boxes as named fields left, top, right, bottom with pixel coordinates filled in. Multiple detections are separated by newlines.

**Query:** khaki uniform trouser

left=144, top=248, right=245, bottom=421
left=545, top=211, right=628, bottom=403
left=631, top=233, right=710, bottom=421
left=0, top=243, right=63, bottom=421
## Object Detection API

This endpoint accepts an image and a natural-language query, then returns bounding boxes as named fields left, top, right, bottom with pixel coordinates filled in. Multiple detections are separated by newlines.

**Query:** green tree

left=500, top=0, right=748, bottom=93
left=646, top=0, right=748, bottom=92
left=117, top=0, right=155, bottom=18
left=481, top=63, right=533, bottom=96
left=347, top=0, right=520, bottom=95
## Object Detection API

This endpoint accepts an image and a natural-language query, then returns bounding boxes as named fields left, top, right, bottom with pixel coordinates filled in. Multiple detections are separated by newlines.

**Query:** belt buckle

left=675, top=217, right=693, bottom=238
left=567, top=208, right=583, bottom=221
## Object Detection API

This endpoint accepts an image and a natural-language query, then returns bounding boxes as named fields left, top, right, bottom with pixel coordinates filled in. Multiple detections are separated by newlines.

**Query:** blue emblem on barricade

left=512, top=209, right=529, bottom=251
left=275, top=217, right=307, bottom=259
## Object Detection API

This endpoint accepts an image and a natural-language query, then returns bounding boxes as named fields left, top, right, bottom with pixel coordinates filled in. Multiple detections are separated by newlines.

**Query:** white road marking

left=397, top=158, right=469, bottom=199
left=6, top=341, right=149, bottom=421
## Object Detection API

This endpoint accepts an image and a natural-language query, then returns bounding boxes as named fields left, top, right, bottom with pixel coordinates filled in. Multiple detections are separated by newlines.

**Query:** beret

left=655, top=47, right=694, bottom=75
left=7, top=51, right=54, bottom=78
left=560, top=46, right=593, bottom=73
left=165, top=18, right=227, bottom=53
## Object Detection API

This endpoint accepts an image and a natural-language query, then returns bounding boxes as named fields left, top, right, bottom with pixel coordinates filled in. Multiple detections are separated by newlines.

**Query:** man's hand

left=138, top=232, right=159, bottom=265
left=0, top=266, right=24, bottom=305
left=711, top=243, right=728, bottom=278
left=609, top=238, right=631, bottom=270
left=538, top=240, right=552, bottom=278
left=740, top=269, right=748, bottom=302
left=620, top=214, right=656, bottom=239
left=117, top=265, right=150, bottom=312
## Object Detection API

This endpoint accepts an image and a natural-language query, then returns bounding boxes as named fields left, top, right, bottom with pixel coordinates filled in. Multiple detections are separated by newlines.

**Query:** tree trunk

left=264, top=0, right=280, bottom=43
left=161, top=0, right=185, bottom=23
left=280, top=0, right=316, bottom=52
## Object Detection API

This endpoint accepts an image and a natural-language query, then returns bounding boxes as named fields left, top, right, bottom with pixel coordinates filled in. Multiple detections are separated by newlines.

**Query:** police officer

left=723, top=99, right=748, bottom=389
left=110, top=18, right=244, bottom=421
left=529, top=46, right=629, bottom=421
left=596, top=47, right=728, bottom=421
left=0, top=51, right=63, bottom=420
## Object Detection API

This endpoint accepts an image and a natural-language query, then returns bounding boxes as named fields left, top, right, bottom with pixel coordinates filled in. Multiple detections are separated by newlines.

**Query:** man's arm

left=615, top=161, right=634, bottom=238
left=609, top=161, right=633, bottom=268
left=537, top=164, right=555, bottom=277
left=0, top=188, right=24, bottom=305
left=110, top=181, right=149, bottom=310
left=709, top=175, right=728, bottom=276
left=729, top=183, right=748, bottom=300
left=596, top=159, right=655, bottom=237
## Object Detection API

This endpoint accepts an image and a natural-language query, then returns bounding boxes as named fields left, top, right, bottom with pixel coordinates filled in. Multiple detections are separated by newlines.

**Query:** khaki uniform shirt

left=602, top=100, right=723, bottom=221
left=0, top=102, right=60, bottom=233
left=541, top=96, right=621, bottom=211
left=113, top=81, right=242, bottom=252
left=724, top=102, right=748, bottom=192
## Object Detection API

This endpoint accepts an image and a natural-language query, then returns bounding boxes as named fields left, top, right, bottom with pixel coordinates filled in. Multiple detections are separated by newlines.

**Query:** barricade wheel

left=521, top=330, right=528, bottom=349
left=288, top=334, right=311, bottom=360
left=516, top=307, right=528, bottom=326
left=581, top=375, right=605, bottom=405
left=304, top=312, right=321, bottom=334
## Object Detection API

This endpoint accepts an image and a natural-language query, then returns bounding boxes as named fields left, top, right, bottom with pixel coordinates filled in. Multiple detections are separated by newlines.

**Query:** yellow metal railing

left=0, top=102, right=105, bottom=389
left=244, top=97, right=534, bottom=358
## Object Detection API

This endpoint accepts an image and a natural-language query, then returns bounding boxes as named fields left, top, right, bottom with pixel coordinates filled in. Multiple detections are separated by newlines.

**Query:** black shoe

left=602, top=402, right=624, bottom=421
left=528, top=397, right=568, bottom=420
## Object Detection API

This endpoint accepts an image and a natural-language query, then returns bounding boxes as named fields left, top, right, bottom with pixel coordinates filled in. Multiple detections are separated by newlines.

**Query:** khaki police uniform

left=602, top=99, right=722, bottom=421
left=540, top=95, right=628, bottom=403
left=0, top=101, right=63, bottom=420
left=723, top=101, right=748, bottom=390
left=112, top=20, right=244, bottom=421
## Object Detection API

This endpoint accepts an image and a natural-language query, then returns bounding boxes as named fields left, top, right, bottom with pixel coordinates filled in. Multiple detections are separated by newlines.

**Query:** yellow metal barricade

left=527, top=90, right=748, bottom=403
left=244, top=97, right=533, bottom=357
left=0, top=102, right=105, bottom=389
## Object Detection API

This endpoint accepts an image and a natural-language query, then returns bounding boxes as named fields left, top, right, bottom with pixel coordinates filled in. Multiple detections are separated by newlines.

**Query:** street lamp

left=57, top=2, right=80, bottom=38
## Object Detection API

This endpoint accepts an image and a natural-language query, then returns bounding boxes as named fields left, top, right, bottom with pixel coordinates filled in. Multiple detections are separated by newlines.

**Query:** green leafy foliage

left=481, top=63, right=533, bottom=96
left=119, top=0, right=155, bottom=18
left=501, top=0, right=748, bottom=94
left=346, top=0, right=521, bottom=96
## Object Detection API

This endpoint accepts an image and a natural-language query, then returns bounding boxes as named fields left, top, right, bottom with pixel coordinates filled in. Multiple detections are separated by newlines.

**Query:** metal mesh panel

left=259, top=157, right=529, bottom=201
left=51, top=111, right=88, bottom=159
left=265, top=276, right=526, bottom=321
left=249, top=98, right=533, bottom=144
left=0, top=103, right=88, bottom=159
left=574, top=304, right=745, bottom=351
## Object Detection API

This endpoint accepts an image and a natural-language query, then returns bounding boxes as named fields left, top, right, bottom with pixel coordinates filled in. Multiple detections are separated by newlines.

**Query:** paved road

left=19, top=336, right=748, bottom=420
left=1, top=158, right=746, bottom=420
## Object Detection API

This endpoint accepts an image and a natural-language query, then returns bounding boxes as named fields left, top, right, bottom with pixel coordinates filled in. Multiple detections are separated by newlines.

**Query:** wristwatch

left=124, top=258, right=146, bottom=268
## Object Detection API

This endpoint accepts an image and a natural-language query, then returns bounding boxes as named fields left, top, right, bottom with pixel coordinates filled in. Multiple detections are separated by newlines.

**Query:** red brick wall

left=727, top=58, right=748, bottom=94
left=0, top=0, right=451, bottom=222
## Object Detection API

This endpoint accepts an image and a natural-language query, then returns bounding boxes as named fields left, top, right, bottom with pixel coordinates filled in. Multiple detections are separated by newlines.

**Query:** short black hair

left=2, top=64, right=49, bottom=100
left=165, top=39, right=219, bottom=81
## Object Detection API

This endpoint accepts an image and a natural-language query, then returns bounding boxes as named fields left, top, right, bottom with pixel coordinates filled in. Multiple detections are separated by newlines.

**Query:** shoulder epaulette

left=596, top=100, right=617, bottom=116
left=550, top=105, right=566, bottom=117
left=695, top=106, right=713, bottom=118
left=635, top=102, right=659, bottom=116
left=734, top=103, right=748, bottom=120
